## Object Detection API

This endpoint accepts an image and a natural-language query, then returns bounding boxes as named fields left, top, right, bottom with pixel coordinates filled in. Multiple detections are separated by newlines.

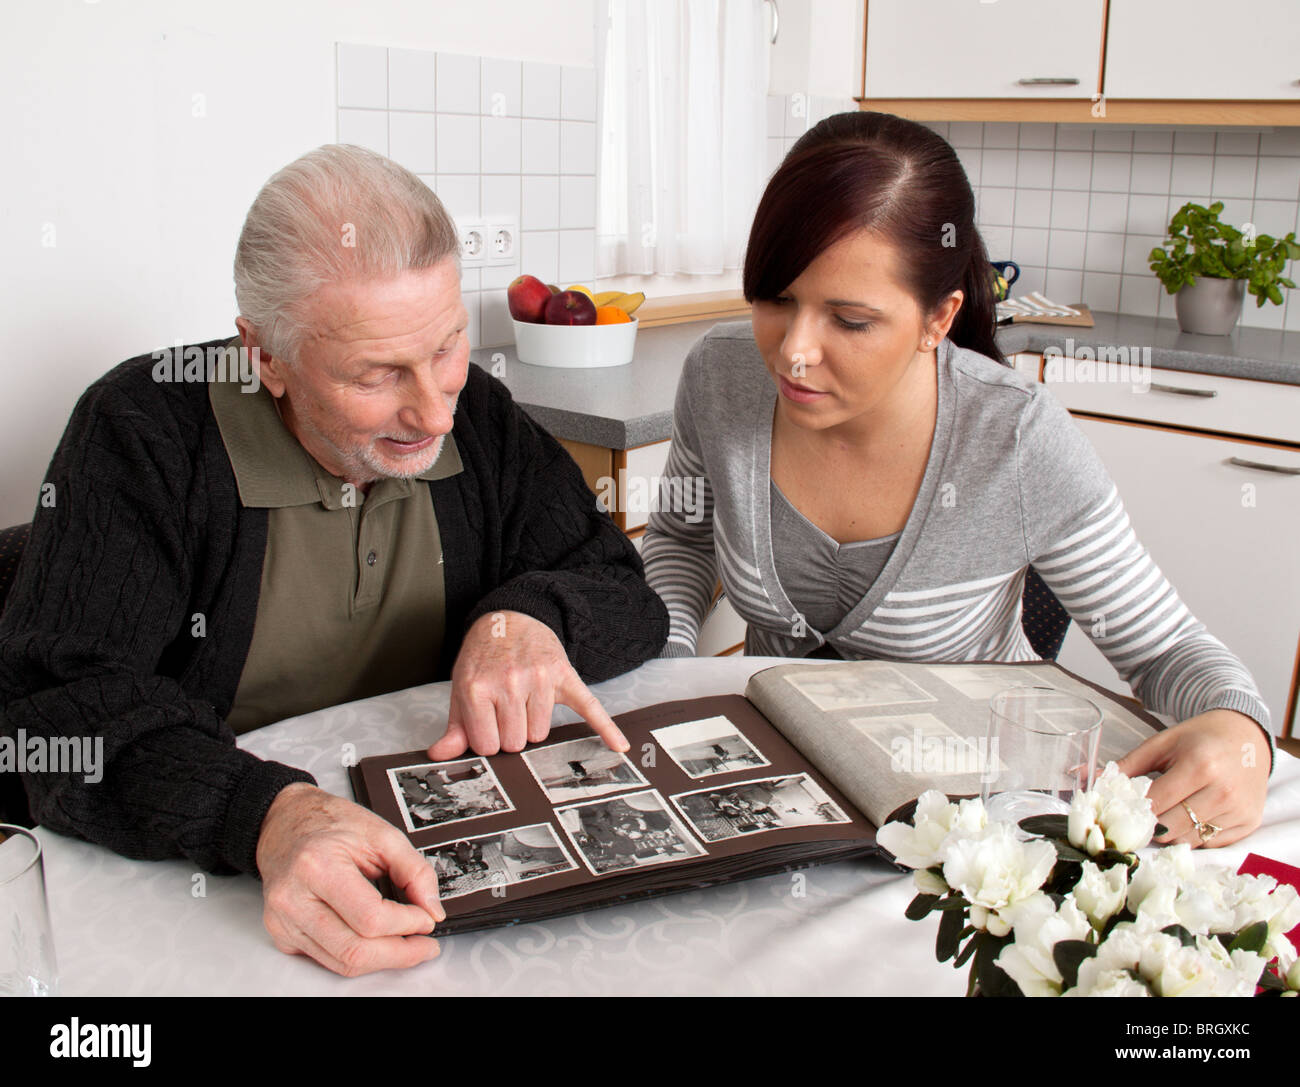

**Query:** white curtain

left=596, top=0, right=770, bottom=278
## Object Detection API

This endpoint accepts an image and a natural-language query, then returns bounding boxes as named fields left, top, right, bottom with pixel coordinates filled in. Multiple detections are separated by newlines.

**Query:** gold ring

left=1181, top=800, right=1221, bottom=843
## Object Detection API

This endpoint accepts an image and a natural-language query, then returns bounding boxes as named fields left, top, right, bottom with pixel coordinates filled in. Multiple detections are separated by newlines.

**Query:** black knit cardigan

left=0, top=339, right=668, bottom=876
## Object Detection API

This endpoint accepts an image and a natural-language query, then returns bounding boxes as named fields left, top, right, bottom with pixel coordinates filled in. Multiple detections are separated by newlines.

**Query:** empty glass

left=0, top=825, right=59, bottom=996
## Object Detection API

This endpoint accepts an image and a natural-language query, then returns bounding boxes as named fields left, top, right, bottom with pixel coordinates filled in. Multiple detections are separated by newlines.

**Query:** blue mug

left=990, top=260, right=1020, bottom=301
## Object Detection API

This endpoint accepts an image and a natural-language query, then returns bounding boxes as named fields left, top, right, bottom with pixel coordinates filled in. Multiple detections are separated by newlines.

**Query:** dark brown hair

left=743, top=111, right=1005, bottom=365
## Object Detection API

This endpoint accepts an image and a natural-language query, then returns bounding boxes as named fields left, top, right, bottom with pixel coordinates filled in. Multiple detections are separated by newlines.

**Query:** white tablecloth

left=36, top=657, right=1300, bottom=996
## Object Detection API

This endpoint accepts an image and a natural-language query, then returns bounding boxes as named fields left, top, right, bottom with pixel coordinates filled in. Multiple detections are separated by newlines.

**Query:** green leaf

left=1018, top=814, right=1069, bottom=837
left=906, top=892, right=940, bottom=921
left=973, top=932, right=1022, bottom=997
left=937, top=901, right=965, bottom=962
left=954, top=933, right=980, bottom=968
left=1229, top=920, right=1269, bottom=954
left=1256, top=969, right=1286, bottom=992
left=1053, top=939, right=1098, bottom=991
left=1162, top=923, right=1196, bottom=948
left=932, top=895, right=972, bottom=912
left=1049, top=839, right=1091, bottom=864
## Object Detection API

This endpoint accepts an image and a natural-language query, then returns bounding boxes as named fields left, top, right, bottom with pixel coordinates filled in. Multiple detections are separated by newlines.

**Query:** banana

left=592, top=290, right=625, bottom=306
left=609, top=291, right=645, bottom=316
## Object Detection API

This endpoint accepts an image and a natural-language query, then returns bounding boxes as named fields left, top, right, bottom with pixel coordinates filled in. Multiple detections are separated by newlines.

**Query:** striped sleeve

left=1019, top=388, right=1273, bottom=753
left=640, top=370, right=718, bottom=657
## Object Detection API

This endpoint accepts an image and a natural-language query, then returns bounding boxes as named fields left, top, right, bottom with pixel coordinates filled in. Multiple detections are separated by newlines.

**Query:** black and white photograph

left=556, top=790, right=705, bottom=876
left=520, top=735, right=649, bottom=803
left=926, top=664, right=1058, bottom=703
left=420, top=824, right=577, bottom=901
left=388, top=758, right=514, bottom=834
left=672, top=774, right=850, bottom=843
left=785, top=663, right=936, bottom=712
left=852, top=712, right=997, bottom=778
left=651, top=715, right=770, bottom=779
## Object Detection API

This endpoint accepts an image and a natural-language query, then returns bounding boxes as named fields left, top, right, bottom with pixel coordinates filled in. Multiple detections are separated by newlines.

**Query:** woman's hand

left=1117, top=709, right=1270, bottom=849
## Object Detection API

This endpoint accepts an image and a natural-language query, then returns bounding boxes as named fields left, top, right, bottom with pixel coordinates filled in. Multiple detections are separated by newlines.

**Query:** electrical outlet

left=458, top=221, right=486, bottom=267
left=486, top=219, right=518, bottom=267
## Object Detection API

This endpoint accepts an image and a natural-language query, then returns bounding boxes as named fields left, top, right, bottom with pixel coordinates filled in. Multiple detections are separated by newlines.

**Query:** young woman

left=641, top=111, right=1272, bottom=848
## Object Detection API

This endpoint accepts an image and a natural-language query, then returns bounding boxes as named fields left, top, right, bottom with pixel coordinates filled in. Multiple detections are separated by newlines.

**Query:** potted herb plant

left=1148, top=201, right=1299, bottom=335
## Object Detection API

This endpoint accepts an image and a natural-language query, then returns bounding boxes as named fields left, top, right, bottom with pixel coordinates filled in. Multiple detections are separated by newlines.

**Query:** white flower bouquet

left=878, top=763, right=1300, bottom=996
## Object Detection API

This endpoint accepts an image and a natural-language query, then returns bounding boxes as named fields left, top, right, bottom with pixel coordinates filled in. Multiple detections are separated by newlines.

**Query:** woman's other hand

left=1117, top=709, right=1270, bottom=848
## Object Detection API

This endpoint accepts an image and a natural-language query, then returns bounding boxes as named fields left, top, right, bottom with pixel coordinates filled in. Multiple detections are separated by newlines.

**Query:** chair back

left=1021, top=565, right=1071, bottom=661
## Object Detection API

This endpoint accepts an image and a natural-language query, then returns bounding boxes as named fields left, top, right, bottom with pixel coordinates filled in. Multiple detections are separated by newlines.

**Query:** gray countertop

left=473, top=310, right=1300, bottom=449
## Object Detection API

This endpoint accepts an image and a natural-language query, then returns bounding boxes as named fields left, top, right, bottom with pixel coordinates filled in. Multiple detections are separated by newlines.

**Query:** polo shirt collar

left=207, top=338, right=463, bottom=509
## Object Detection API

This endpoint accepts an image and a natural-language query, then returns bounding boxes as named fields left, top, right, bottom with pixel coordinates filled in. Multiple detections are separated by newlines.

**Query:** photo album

left=349, top=660, right=1163, bottom=934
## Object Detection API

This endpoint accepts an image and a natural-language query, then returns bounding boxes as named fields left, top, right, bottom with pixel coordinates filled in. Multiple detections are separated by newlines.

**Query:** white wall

left=0, top=0, right=596, bottom=526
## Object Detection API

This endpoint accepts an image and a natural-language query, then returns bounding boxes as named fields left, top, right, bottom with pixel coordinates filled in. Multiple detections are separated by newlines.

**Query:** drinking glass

left=980, top=687, right=1102, bottom=827
left=0, top=824, right=59, bottom=996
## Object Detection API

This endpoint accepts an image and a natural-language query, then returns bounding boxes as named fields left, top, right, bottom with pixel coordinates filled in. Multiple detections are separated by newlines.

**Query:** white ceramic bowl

left=511, top=316, right=638, bottom=368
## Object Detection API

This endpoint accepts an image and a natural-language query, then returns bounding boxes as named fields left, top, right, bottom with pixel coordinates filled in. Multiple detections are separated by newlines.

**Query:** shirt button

left=366, top=550, right=378, bottom=566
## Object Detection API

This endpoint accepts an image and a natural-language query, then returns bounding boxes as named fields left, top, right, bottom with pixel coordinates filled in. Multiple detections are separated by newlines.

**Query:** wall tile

left=561, top=66, right=598, bottom=122
left=1129, top=153, right=1172, bottom=195
left=338, top=44, right=387, bottom=109
left=560, top=121, right=597, bottom=175
left=481, top=116, right=522, bottom=174
left=522, top=62, right=562, bottom=119
left=557, top=229, right=596, bottom=283
left=481, top=57, right=522, bottom=117
left=436, top=53, right=481, bottom=114
left=388, top=113, right=437, bottom=174
left=437, top=114, right=480, bottom=174
left=521, top=176, right=560, bottom=231
left=560, top=176, right=597, bottom=230
left=389, top=48, right=436, bottom=111
left=1212, top=156, right=1258, bottom=199
left=977, top=187, right=1015, bottom=226
left=337, top=109, right=388, bottom=155
left=432, top=175, right=479, bottom=221
left=520, top=230, right=560, bottom=284
left=522, top=119, right=561, bottom=175
left=482, top=175, right=521, bottom=223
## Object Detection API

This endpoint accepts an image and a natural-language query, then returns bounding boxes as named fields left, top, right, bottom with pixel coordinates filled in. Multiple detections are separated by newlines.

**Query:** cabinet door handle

left=1017, top=77, right=1081, bottom=85
left=1227, top=456, right=1300, bottom=476
left=1149, top=382, right=1217, bottom=398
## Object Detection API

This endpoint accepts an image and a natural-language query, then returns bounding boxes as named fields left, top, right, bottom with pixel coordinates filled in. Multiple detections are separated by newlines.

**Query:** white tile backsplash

left=388, top=48, right=437, bottom=111
left=338, top=43, right=596, bottom=349
left=521, top=62, right=562, bottom=119
left=436, top=53, right=481, bottom=115
left=560, top=66, right=597, bottom=122
left=480, top=57, right=522, bottom=118
left=337, top=109, right=388, bottom=155
left=481, top=116, right=522, bottom=174
left=521, top=119, right=561, bottom=175
left=559, top=121, right=597, bottom=175
left=337, top=44, right=387, bottom=109
left=521, top=175, right=560, bottom=231
left=387, top=112, right=437, bottom=174
left=560, top=176, right=597, bottom=230
left=436, top=114, right=480, bottom=174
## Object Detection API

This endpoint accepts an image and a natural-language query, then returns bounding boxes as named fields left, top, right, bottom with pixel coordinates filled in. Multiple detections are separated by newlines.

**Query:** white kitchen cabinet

left=863, top=0, right=1104, bottom=99
left=1043, top=378, right=1300, bottom=739
left=1106, top=0, right=1300, bottom=100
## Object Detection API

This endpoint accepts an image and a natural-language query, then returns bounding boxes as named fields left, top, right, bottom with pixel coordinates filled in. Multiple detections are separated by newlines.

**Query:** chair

left=1021, top=565, right=1071, bottom=661
left=0, top=523, right=33, bottom=825
left=0, top=522, right=30, bottom=618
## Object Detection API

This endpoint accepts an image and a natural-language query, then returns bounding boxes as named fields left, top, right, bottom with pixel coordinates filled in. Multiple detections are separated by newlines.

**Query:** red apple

left=507, top=275, right=553, bottom=323
left=544, top=290, right=597, bottom=325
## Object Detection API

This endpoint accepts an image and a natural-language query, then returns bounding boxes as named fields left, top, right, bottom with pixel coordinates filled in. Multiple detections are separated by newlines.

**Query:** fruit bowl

left=511, top=316, right=638, bottom=369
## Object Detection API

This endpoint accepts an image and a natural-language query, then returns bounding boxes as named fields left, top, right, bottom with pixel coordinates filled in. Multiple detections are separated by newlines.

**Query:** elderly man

left=0, top=145, right=668, bottom=976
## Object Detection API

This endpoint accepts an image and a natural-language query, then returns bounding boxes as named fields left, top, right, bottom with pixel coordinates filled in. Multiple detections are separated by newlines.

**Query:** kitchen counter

left=473, top=310, right=1300, bottom=449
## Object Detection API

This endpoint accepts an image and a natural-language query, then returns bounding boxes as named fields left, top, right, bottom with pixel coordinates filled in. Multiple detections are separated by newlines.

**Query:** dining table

left=33, top=656, right=1300, bottom=997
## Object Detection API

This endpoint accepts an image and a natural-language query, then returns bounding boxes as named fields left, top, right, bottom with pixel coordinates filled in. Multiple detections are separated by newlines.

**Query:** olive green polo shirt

left=208, top=360, right=463, bottom=734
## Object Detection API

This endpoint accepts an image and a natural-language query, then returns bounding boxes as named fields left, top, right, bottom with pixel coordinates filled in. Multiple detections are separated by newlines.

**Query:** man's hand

left=428, top=610, right=628, bottom=760
left=1117, top=709, right=1270, bottom=849
left=256, top=782, right=445, bottom=977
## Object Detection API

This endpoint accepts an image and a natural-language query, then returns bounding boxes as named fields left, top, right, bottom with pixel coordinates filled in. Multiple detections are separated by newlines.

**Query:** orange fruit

left=595, top=306, right=632, bottom=324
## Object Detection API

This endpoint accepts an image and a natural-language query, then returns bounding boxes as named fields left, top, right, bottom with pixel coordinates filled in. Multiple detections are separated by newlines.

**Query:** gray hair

left=233, top=144, right=460, bottom=364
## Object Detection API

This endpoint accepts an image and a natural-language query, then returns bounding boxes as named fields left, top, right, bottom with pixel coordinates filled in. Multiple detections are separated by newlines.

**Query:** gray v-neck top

left=769, top=479, right=899, bottom=634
